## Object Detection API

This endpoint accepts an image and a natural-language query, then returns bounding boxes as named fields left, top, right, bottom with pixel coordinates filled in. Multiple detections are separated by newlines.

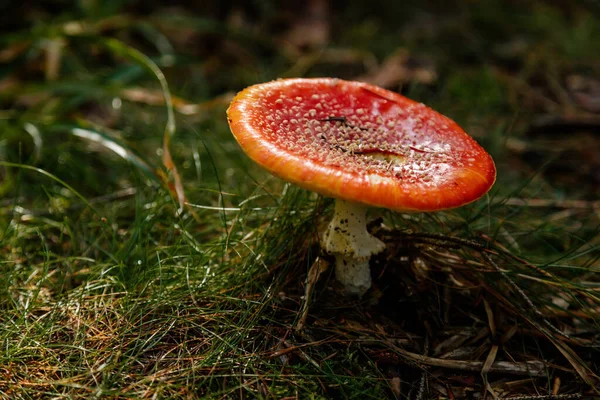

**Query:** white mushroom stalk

left=321, top=200, right=385, bottom=296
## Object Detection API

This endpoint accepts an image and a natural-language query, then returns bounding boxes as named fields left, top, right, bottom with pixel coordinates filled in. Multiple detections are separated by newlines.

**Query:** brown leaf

left=161, top=134, right=186, bottom=211
left=121, top=88, right=233, bottom=116
left=0, top=40, right=30, bottom=62
left=481, top=344, right=499, bottom=397
left=357, top=49, right=437, bottom=89
left=282, top=0, right=330, bottom=52
left=566, top=74, right=600, bottom=113
left=390, top=377, right=402, bottom=399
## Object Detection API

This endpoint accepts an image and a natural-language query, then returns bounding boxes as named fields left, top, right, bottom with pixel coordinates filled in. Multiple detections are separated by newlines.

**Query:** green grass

left=1, top=1, right=599, bottom=398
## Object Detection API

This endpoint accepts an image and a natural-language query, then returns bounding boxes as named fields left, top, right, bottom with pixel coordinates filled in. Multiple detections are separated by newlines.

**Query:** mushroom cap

left=227, top=78, right=496, bottom=211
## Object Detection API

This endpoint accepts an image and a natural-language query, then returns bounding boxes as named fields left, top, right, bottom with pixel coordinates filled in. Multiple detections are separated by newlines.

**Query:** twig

left=385, top=341, right=549, bottom=377
left=414, top=335, right=429, bottom=400
left=500, top=394, right=582, bottom=400
left=295, top=257, right=329, bottom=331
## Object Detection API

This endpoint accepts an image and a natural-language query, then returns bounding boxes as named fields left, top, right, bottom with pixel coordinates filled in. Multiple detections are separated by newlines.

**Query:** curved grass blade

left=22, top=122, right=43, bottom=164
left=66, top=124, right=159, bottom=184
left=0, top=161, right=98, bottom=215
left=95, top=37, right=186, bottom=210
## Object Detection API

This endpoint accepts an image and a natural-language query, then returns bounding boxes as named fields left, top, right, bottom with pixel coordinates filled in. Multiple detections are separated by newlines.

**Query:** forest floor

left=1, top=1, right=599, bottom=398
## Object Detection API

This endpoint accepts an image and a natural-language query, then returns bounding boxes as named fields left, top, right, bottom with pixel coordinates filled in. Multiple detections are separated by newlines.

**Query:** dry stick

left=385, top=341, right=548, bottom=377
left=414, top=335, right=429, bottom=400
left=501, top=394, right=582, bottom=400
left=296, top=257, right=329, bottom=331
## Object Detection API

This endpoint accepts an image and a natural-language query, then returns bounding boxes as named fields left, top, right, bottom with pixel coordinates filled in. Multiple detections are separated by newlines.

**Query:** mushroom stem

left=333, top=256, right=373, bottom=297
left=321, top=199, right=385, bottom=296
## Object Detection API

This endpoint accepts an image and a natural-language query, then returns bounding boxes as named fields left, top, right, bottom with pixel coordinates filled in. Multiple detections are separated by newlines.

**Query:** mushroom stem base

left=334, top=256, right=371, bottom=296
left=321, top=200, right=385, bottom=296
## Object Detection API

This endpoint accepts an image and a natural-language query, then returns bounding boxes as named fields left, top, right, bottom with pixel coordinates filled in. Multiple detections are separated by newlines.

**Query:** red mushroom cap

left=227, top=78, right=496, bottom=211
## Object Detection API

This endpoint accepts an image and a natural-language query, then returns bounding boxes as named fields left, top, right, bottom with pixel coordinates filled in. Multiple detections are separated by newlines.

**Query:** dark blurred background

left=1, top=0, right=599, bottom=198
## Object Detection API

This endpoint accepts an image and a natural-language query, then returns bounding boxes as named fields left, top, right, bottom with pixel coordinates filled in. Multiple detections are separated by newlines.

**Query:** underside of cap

left=227, top=78, right=496, bottom=211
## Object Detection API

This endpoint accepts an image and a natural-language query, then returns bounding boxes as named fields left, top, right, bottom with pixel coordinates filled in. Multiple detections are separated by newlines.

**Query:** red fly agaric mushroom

left=227, top=78, right=496, bottom=295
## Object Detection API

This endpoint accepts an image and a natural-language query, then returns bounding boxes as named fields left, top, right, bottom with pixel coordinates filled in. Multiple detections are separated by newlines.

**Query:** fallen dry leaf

left=357, top=49, right=437, bottom=88
left=566, top=74, right=600, bottom=113
left=281, top=0, right=330, bottom=52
